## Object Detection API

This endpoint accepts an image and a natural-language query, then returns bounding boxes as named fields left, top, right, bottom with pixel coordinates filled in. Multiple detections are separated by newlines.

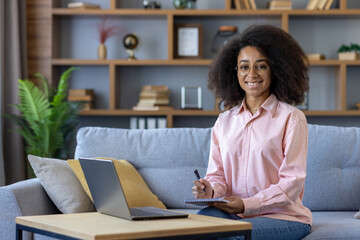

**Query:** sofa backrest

left=303, top=124, right=360, bottom=211
left=74, top=127, right=211, bottom=209
left=75, top=124, right=360, bottom=211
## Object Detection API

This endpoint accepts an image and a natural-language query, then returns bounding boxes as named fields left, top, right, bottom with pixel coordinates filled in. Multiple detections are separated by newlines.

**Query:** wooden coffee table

left=16, top=212, right=252, bottom=240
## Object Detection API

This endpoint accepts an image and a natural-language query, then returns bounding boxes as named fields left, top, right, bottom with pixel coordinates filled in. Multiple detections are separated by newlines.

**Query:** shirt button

left=244, top=144, right=248, bottom=148
left=243, top=188, right=246, bottom=192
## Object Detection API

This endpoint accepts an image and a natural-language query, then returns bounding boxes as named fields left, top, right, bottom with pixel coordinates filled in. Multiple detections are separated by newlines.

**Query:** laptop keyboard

left=130, top=208, right=165, bottom=217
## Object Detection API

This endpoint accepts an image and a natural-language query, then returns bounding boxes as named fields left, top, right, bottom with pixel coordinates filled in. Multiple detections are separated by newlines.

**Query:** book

left=138, top=117, right=146, bottom=129
left=234, top=0, right=242, bottom=10
left=269, top=1, right=292, bottom=10
left=184, top=198, right=230, bottom=206
left=249, top=0, right=257, bottom=9
left=317, top=0, right=328, bottom=10
left=157, top=117, right=167, bottom=128
left=243, top=0, right=251, bottom=10
left=67, top=2, right=100, bottom=9
left=306, top=0, right=319, bottom=10
left=129, top=117, right=137, bottom=129
left=69, top=89, right=94, bottom=96
left=140, top=91, right=170, bottom=98
left=307, top=53, right=326, bottom=60
left=324, top=0, right=334, bottom=10
left=142, top=85, right=168, bottom=91
left=138, top=98, right=170, bottom=105
left=132, top=106, right=174, bottom=111
left=75, top=102, right=93, bottom=110
left=146, top=117, right=157, bottom=129
left=269, top=0, right=292, bottom=6
left=68, top=95, right=95, bottom=101
left=269, top=6, right=292, bottom=10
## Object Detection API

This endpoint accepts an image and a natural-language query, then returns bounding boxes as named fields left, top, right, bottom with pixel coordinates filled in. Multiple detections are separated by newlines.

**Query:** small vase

left=97, top=43, right=107, bottom=60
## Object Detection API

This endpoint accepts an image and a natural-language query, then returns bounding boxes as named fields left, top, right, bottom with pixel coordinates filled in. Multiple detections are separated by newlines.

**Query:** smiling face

left=237, top=46, right=271, bottom=104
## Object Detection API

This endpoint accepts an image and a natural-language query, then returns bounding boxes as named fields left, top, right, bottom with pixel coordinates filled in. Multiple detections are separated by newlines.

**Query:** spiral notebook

left=184, top=198, right=230, bottom=206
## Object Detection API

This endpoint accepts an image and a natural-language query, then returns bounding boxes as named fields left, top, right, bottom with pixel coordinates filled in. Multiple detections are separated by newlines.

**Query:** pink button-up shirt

left=205, top=94, right=312, bottom=225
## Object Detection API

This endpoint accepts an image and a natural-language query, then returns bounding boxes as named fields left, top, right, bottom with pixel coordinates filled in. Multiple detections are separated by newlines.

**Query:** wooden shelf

left=52, top=8, right=360, bottom=16
left=303, top=110, right=360, bottom=116
left=79, top=109, right=360, bottom=117
left=52, top=59, right=360, bottom=67
left=52, top=59, right=212, bottom=66
left=79, top=109, right=220, bottom=116
left=26, top=0, right=360, bottom=129
left=52, top=9, right=172, bottom=15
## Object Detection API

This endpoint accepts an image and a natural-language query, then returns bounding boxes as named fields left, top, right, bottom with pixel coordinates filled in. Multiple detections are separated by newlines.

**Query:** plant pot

left=338, top=52, right=360, bottom=60
left=98, top=43, right=107, bottom=60
left=173, top=0, right=188, bottom=9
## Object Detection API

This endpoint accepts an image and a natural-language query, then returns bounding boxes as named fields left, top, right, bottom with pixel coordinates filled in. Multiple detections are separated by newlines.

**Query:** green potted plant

left=337, top=43, right=360, bottom=60
left=6, top=67, right=80, bottom=176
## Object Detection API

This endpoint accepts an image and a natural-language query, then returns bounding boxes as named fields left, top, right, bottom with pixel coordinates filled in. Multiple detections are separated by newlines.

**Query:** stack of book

left=133, top=85, right=173, bottom=111
left=306, top=0, right=334, bottom=10
left=67, top=2, right=100, bottom=9
left=233, top=0, right=257, bottom=10
left=269, top=1, right=292, bottom=10
left=68, top=89, right=95, bottom=110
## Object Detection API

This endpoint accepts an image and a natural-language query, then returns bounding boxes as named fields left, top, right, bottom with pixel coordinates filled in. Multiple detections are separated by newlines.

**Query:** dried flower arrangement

left=96, top=18, right=119, bottom=59
left=98, top=18, right=119, bottom=44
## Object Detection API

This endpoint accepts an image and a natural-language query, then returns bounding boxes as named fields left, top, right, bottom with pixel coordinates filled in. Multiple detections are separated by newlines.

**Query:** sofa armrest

left=0, top=178, right=59, bottom=240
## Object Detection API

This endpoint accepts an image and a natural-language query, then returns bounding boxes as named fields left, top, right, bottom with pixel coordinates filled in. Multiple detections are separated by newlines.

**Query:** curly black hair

left=208, top=24, right=309, bottom=108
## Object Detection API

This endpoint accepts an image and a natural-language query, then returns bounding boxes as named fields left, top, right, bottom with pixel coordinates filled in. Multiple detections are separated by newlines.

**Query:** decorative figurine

left=123, top=33, right=139, bottom=60
left=143, top=0, right=161, bottom=9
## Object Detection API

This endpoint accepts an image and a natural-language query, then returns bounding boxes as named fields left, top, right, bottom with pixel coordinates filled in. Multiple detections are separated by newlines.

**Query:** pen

left=194, top=169, right=201, bottom=180
left=194, top=169, right=206, bottom=192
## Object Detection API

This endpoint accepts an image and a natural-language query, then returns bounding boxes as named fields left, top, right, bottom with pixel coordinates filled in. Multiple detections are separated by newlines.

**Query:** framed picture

left=181, top=86, right=202, bottom=110
left=174, top=23, right=203, bottom=59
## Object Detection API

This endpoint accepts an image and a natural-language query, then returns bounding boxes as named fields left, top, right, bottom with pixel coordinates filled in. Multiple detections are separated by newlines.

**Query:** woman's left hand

left=211, top=196, right=245, bottom=214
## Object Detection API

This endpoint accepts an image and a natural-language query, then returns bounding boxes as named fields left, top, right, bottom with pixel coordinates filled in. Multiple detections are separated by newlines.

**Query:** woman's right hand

left=192, top=179, right=213, bottom=199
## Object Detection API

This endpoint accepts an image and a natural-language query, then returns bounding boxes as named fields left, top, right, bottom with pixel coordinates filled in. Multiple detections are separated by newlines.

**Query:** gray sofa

left=1, top=124, right=360, bottom=240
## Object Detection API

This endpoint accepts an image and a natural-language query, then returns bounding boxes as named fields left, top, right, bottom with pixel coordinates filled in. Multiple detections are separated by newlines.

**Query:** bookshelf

left=26, top=0, right=360, bottom=128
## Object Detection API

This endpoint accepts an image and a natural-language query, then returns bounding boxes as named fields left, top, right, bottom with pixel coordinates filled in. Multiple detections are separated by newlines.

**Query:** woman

left=192, top=24, right=312, bottom=240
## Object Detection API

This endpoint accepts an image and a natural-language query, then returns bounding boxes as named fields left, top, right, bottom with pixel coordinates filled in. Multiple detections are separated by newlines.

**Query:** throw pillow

left=67, top=158, right=166, bottom=209
left=27, top=155, right=95, bottom=214
left=355, top=209, right=360, bottom=219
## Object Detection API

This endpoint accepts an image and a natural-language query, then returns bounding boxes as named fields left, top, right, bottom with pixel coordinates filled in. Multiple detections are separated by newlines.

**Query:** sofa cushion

left=67, top=158, right=166, bottom=209
left=28, top=155, right=95, bottom=214
left=74, top=127, right=211, bottom=209
left=302, top=211, right=360, bottom=240
left=303, top=124, right=360, bottom=211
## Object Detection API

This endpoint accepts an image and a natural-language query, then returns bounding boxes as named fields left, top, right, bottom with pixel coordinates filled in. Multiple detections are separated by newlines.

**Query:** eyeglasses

left=235, top=62, right=270, bottom=76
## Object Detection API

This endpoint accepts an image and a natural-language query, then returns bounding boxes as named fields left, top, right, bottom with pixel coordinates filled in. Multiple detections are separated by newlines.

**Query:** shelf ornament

left=123, top=34, right=139, bottom=60
left=97, top=18, right=119, bottom=60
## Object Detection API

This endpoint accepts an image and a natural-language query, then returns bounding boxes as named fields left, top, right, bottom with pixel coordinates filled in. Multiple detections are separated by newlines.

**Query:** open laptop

left=79, top=157, right=188, bottom=220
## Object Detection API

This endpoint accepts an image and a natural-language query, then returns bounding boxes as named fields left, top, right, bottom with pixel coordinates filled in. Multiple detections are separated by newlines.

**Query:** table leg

left=243, top=230, right=252, bottom=240
left=16, top=224, right=22, bottom=240
left=15, top=224, right=80, bottom=240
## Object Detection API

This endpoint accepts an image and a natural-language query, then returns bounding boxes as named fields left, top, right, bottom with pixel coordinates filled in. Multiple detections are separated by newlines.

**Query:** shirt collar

left=236, top=94, right=278, bottom=117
